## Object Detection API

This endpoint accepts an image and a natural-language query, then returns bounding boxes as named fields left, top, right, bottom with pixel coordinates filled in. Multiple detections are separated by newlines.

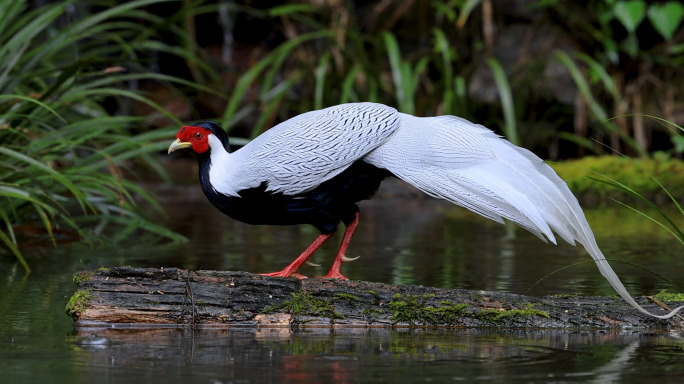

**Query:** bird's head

left=168, top=121, right=229, bottom=155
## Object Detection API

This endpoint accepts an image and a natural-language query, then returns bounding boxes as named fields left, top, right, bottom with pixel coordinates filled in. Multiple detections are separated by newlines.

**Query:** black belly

left=200, top=160, right=392, bottom=234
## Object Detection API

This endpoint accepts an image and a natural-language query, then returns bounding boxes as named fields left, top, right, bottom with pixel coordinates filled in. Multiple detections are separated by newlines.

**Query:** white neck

left=206, top=134, right=250, bottom=197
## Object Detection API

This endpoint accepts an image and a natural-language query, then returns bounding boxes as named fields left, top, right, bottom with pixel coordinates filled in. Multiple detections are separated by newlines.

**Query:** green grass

left=0, top=0, right=210, bottom=272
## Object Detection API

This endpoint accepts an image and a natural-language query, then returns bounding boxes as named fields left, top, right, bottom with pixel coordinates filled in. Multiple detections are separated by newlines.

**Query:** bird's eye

left=195, top=131, right=202, bottom=139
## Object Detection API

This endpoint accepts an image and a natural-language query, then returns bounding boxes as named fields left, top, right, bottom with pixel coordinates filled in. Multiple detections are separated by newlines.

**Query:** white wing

left=239, top=103, right=399, bottom=195
left=365, top=113, right=684, bottom=319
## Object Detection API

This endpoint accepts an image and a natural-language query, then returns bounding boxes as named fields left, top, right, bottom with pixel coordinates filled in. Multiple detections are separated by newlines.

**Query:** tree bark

left=69, top=267, right=682, bottom=329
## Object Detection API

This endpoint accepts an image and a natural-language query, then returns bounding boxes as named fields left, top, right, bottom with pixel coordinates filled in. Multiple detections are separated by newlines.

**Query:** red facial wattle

left=175, top=125, right=212, bottom=154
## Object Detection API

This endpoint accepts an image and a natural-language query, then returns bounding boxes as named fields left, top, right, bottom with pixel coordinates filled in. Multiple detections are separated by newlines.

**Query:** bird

left=168, top=102, right=683, bottom=319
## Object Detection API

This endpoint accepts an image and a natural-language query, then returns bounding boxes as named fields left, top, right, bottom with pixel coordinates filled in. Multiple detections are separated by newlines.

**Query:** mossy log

left=69, top=267, right=683, bottom=329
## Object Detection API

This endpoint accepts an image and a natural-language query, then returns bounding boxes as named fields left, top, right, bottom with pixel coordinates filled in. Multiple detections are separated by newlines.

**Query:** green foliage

left=0, top=0, right=196, bottom=272
left=72, top=271, right=94, bottom=285
left=65, top=289, right=92, bottom=319
left=216, top=5, right=476, bottom=135
left=611, top=1, right=684, bottom=48
left=207, top=1, right=684, bottom=157
left=648, top=2, right=684, bottom=40
left=614, top=1, right=646, bottom=33
left=553, top=155, right=684, bottom=247
left=542, top=1, right=684, bottom=155
left=575, top=0, right=684, bottom=60
left=551, top=156, right=684, bottom=198
left=383, top=31, right=430, bottom=116
left=487, top=58, right=518, bottom=146
left=653, top=290, right=684, bottom=302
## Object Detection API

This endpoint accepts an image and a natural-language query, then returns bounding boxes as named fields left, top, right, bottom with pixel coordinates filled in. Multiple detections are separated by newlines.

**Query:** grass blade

left=0, top=229, right=30, bottom=273
left=0, top=147, right=91, bottom=213
left=588, top=175, right=684, bottom=242
left=314, top=53, right=331, bottom=110
left=487, top=58, right=518, bottom=145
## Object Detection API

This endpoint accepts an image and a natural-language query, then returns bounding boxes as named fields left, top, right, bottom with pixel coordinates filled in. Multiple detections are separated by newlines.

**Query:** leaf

left=487, top=58, right=518, bottom=146
left=314, top=53, right=331, bottom=110
left=557, top=131, right=601, bottom=154
left=0, top=94, right=66, bottom=123
left=220, top=30, right=333, bottom=130
left=383, top=31, right=428, bottom=115
left=0, top=1, right=68, bottom=91
left=433, top=28, right=454, bottom=115
left=0, top=229, right=30, bottom=274
left=621, top=31, right=640, bottom=57
left=382, top=32, right=407, bottom=111
left=673, top=136, right=684, bottom=152
left=668, top=42, right=684, bottom=54
left=587, top=175, right=684, bottom=243
left=647, top=2, right=684, bottom=40
left=554, top=51, right=647, bottom=156
left=339, top=65, right=361, bottom=104
left=614, top=1, right=646, bottom=33
left=268, top=4, right=317, bottom=16
left=0, top=147, right=91, bottom=213
left=456, top=0, right=482, bottom=28
left=575, top=53, right=620, bottom=101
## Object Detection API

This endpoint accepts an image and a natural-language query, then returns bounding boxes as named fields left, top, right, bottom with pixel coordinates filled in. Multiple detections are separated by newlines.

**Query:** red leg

left=260, top=233, right=333, bottom=278
left=319, top=212, right=360, bottom=279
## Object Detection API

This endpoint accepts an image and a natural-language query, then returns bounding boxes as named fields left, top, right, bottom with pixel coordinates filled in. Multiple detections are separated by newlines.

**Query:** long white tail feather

left=365, top=113, right=684, bottom=319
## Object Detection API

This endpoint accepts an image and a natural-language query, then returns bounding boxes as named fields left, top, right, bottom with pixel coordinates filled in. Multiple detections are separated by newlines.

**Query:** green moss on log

left=65, top=290, right=92, bottom=319
left=550, top=156, right=684, bottom=199
left=388, top=294, right=468, bottom=326
left=72, top=271, right=94, bottom=285
left=653, top=290, right=684, bottom=302
left=262, top=292, right=344, bottom=324
left=477, top=304, right=550, bottom=321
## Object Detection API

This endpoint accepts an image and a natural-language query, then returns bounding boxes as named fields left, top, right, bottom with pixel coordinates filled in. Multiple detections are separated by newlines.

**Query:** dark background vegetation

left=2, top=0, right=683, bottom=271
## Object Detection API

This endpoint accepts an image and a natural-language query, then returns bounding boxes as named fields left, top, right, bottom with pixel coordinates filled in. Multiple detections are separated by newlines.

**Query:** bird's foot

left=259, top=271, right=307, bottom=279
left=316, top=271, right=348, bottom=279
left=316, top=254, right=359, bottom=279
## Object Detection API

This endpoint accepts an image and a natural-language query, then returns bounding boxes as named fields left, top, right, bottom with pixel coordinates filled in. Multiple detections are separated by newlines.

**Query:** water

left=13, top=328, right=684, bottom=383
left=1, top=175, right=684, bottom=383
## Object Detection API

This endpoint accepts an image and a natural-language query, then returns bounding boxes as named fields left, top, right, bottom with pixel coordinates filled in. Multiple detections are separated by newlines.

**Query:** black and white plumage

left=169, top=102, right=682, bottom=319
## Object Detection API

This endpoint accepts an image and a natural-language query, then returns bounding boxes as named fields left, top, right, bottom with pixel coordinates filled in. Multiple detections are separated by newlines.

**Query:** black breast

left=199, top=158, right=392, bottom=234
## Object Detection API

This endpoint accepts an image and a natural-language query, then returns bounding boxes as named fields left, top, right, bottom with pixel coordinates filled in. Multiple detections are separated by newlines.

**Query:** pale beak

left=168, top=138, right=192, bottom=154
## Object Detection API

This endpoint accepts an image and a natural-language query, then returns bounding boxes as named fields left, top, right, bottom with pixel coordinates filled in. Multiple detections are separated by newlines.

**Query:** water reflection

left=65, top=328, right=684, bottom=383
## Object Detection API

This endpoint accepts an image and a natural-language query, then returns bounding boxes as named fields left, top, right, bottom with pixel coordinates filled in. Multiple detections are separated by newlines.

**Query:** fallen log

left=68, top=267, right=683, bottom=329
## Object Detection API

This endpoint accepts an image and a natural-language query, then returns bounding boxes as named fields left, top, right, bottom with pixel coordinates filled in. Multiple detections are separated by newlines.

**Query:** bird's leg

left=260, top=233, right=333, bottom=278
left=319, top=212, right=360, bottom=279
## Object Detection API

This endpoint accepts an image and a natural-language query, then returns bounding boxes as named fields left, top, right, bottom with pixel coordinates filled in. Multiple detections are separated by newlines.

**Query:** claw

left=305, top=260, right=320, bottom=267
left=341, top=255, right=360, bottom=262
